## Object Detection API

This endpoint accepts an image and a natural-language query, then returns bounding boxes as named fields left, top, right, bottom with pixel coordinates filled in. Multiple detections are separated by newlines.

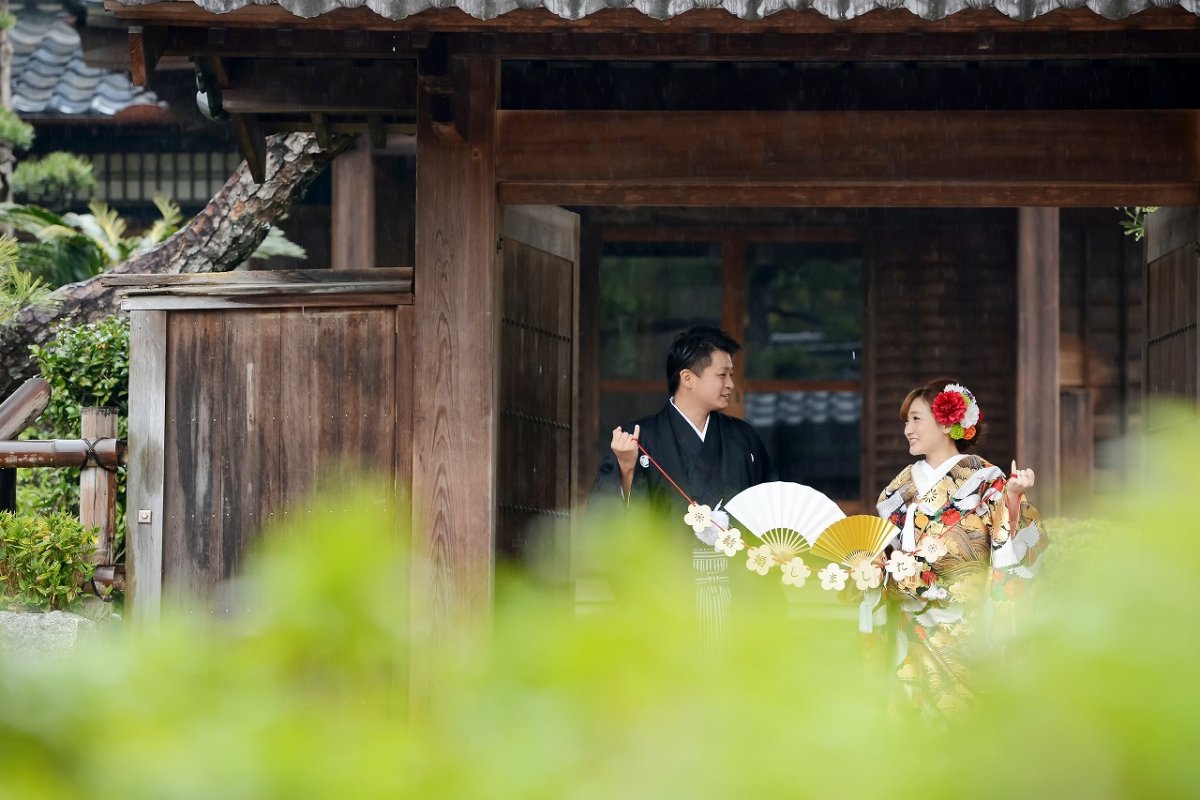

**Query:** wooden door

left=1144, top=207, right=1200, bottom=431
left=497, top=206, right=580, bottom=587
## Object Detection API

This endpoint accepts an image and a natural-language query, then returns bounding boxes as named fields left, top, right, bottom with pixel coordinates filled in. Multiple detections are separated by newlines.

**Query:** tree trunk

left=0, top=131, right=355, bottom=399
left=1, top=0, right=15, bottom=206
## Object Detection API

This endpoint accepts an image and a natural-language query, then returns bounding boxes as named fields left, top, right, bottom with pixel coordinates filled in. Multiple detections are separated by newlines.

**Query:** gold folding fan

left=725, top=481, right=846, bottom=564
left=810, top=515, right=900, bottom=567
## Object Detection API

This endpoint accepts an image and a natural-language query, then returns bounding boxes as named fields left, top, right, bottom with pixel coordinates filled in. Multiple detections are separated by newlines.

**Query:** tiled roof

left=12, top=0, right=163, bottom=118
left=112, top=0, right=1199, bottom=21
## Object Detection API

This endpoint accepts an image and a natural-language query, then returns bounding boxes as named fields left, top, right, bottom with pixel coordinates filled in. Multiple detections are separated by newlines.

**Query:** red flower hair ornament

left=931, top=383, right=981, bottom=441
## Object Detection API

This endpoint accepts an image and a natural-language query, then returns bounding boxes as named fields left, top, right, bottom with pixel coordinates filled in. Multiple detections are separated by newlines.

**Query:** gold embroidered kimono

left=873, top=454, right=1048, bottom=715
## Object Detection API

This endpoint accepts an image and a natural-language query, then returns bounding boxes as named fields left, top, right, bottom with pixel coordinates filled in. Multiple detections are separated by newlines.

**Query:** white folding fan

left=810, top=515, right=900, bottom=567
left=724, top=481, right=846, bottom=564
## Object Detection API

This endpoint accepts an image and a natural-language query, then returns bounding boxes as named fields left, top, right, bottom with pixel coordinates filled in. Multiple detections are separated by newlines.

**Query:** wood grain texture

left=864, top=212, right=1019, bottom=500
left=497, top=206, right=579, bottom=587
left=1059, top=387, right=1094, bottom=511
left=0, top=378, right=50, bottom=440
left=79, top=408, right=119, bottom=565
left=411, top=58, right=499, bottom=692
left=161, top=306, right=399, bottom=608
left=499, top=110, right=1199, bottom=182
left=126, top=310, right=166, bottom=626
left=332, top=136, right=377, bottom=270
left=1017, top=207, right=1061, bottom=514
left=1144, top=207, right=1199, bottom=430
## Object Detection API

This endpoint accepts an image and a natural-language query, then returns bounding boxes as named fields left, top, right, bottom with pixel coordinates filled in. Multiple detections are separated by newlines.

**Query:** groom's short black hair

left=666, top=326, right=742, bottom=397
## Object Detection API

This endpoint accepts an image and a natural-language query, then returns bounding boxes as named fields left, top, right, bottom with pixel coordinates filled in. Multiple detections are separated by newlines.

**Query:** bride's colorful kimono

left=872, top=454, right=1048, bottom=715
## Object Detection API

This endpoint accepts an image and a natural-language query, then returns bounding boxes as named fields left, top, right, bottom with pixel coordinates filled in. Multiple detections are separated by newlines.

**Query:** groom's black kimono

left=591, top=402, right=775, bottom=540
left=589, top=402, right=782, bottom=630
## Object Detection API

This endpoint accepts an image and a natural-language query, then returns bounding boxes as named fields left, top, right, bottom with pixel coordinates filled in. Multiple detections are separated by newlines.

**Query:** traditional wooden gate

left=117, top=270, right=414, bottom=618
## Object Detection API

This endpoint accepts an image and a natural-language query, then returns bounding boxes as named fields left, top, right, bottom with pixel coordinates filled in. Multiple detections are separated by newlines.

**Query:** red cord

left=633, top=438, right=727, bottom=532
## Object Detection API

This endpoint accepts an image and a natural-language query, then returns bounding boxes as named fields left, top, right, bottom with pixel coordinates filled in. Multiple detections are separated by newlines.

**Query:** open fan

left=725, top=481, right=846, bottom=564
left=810, top=515, right=899, bottom=567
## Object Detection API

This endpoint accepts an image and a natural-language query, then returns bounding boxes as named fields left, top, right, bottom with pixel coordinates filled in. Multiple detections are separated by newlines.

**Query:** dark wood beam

left=311, top=112, right=330, bottom=148
left=105, top=4, right=1200, bottom=35
left=503, top=61, right=1200, bottom=111
left=129, top=25, right=165, bottom=86
left=221, top=60, right=418, bottom=113
left=231, top=113, right=266, bottom=182
left=495, top=109, right=1200, bottom=207
left=498, top=181, right=1200, bottom=207
left=417, top=37, right=469, bottom=142
left=144, top=22, right=1199, bottom=62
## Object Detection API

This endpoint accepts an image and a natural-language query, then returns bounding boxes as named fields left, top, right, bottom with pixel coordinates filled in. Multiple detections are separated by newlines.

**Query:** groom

left=591, top=325, right=775, bottom=545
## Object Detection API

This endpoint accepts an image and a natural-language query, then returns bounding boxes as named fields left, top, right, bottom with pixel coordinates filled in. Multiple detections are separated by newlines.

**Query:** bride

left=872, top=380, right=1047, bottom=715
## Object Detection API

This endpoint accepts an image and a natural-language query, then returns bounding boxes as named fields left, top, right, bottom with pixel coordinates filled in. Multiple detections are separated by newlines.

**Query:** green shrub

left=12, top=152, right=97, bottom=211
left=0, top=512, right=96, bottom=610
left=19, top=316, right=128, bottom=556
left=0, top=108, right=34, bottom=151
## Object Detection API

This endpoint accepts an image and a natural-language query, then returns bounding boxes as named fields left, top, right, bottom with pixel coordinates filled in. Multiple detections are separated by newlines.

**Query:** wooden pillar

left=126, top=310, right=166, bottom=626
left=80, top=407, right=119, bottom=565
left=411, top=57, right=499, bottom=699
left=1016, top=208, right=1061, bottom=515
left=1144, top=207, right=1200, bottom=429
left=331, top=136, right=376, bottom=269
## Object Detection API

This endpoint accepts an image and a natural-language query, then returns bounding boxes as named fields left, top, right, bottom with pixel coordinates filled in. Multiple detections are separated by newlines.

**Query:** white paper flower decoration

left=714, top=527, right=746, bottom=557
left=781, top=557, right=811, bottom=587
left=818, top=563, right=849, bottom=591
left=746, top=544, right=773, bottom=576
left=885, top=551, right=919, bottom=580
left=850, top=560, right=883, bottom=590
left=917, top=536, right=948, bottom=564
left=683, top=503, right=713, bottom=533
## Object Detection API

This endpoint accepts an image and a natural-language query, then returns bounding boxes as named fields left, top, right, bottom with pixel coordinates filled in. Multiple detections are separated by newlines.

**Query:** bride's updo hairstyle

left=899, top=379, right=986, bottom=454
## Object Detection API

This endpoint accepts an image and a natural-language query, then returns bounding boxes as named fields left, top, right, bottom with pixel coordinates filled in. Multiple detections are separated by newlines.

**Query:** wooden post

left=0, top=377, right=51, bottom=513
left=126, top=310, right=166, bottom=626
left=411, top=56, right=499, bottom=704
left=0, top=377, right=51, bottom=440
left=80, top=407, right=118, bottom=565
left=1017, top=208, right=1061, bottom=515
left=331, top=135, right=376, bottom=270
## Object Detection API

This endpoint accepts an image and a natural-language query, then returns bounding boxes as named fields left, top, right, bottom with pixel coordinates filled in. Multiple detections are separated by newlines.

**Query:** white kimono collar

left=913, top=454, right=966, bottom=497
left=669, top=398, right=709, bottom=441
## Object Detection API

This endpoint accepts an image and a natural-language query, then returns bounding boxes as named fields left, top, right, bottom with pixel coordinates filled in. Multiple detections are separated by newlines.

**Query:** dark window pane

left=743, top=243, right=863, bottom=381
left=600, top=242, right=722, bottom=381
left=746, top=391, right=861, bottom=499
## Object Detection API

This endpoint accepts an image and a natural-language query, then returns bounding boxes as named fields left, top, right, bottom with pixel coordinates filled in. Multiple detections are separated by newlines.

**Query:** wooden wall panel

left=497, top=236, right=575, bottom=578
left=126, top=310, right=167, bottom=625
left=864, top=212, right=1018, bottom=504
left=1145, top=207, right=1200, bottom=432
left=163, top=306, right=400, bottom=606
left=1059, top=209, right=1145, bottom=497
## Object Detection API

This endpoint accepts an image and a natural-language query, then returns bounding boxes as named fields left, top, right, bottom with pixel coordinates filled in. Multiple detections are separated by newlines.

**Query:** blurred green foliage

left=0, top=416, right=1197, bottom=798
left=12, top=153, right=98, bottom=212
left=19, top=316, right=128, bottom=556
left=0, top=108, right=34, bottom=151
left=0, top=512, right=96, bottom=611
